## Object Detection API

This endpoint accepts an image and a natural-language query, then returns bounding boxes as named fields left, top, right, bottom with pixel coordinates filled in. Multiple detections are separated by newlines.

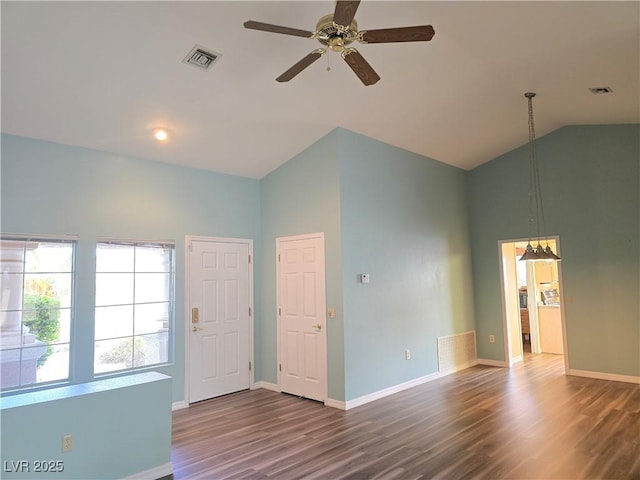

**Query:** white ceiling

left=2, top=1, right=638, bottom=179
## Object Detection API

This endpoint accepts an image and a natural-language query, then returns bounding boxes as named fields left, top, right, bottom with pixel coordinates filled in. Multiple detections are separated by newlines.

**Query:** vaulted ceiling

left=2, top=1, right=638, bottom=179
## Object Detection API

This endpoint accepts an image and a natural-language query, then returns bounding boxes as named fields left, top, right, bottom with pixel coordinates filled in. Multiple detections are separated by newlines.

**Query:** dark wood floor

left=171, top=354, right=640, bottom=479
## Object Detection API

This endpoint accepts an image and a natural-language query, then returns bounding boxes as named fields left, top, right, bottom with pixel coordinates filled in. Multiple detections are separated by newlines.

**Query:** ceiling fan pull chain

left=326, top=54, right=331, bottom=72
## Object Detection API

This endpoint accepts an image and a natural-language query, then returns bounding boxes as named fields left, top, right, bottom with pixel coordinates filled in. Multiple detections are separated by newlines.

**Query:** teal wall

left=1, top=372, right=171, bottom=479
left=260, top=128, right=475, bottom=402
left=339, top=130, right=475, bottom=400
left=3, top=123, right=638, bottom=474
left=259, top=129, right=345, bottom=400
left=0, top=133, right=261, bottom=402
left=468, top=125, right=640, bottom=376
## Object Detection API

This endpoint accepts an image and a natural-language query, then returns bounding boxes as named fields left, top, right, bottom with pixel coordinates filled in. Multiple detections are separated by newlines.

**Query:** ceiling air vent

left=182, top=45, right=221, bottom=71
left=589, top=86, right=613, bottom=94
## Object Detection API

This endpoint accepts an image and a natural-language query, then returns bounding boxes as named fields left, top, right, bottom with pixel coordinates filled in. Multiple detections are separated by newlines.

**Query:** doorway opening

left=499, top=237, right=568, bottom=372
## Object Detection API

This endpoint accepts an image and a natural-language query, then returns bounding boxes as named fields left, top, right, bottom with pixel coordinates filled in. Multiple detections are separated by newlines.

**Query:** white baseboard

left=254, top=374, right=448, bottom=411
left=256, top=360, right=496, bottom=411
left=253, top=380, right=280, bottom=392
left=343, top=371, right=447, bottom=410
left=122, top=462, right=173, bottom=479
left=477, top=358, right=508, bottom=368
left=172, top=400, right=188, bottom=411
left=324, top=398, right=346, bottom=410
left=567, top=368, right=640, bottom=384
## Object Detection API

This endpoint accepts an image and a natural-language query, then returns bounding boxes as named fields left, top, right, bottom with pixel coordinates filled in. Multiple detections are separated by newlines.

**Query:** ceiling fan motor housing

left=315, top=14, right=359, bottom=51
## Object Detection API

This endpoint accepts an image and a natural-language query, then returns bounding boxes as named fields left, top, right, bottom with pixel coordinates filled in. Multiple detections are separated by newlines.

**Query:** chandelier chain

left=520, top=92, right=560, bottom=261
left=527, top=93, right=549, bottom=247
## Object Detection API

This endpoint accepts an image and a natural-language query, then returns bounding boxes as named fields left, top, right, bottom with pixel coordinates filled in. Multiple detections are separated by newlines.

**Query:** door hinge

left=279, top=363, right=282, bottom=372
left=188, top=242, right=193, bottom=252
left=249, top=307, right=251, bottom=316
left=249, top=254, right=251, bottom=264
left=278, top=307, right=281, bottom=316
left=278, top=254, right=281, bottom=262
left=249, top=361, right=252, bottom=371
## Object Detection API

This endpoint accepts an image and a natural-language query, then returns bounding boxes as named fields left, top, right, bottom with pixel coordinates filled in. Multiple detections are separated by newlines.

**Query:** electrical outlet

left=405, top=349, right=411, bottom=360
left=489, top=335, right=495, bottom=343
left=62, top=434, right=73, bottom=453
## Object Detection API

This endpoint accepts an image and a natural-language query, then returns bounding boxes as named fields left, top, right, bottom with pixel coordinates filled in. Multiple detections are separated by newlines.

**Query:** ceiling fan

left=243, top=0, right=435, bottom=86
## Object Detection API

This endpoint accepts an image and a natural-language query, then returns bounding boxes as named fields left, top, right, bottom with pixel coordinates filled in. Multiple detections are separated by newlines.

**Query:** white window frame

left=93, top=239, right=175, bottom=376
left=0, top=234, right=77, bottom=392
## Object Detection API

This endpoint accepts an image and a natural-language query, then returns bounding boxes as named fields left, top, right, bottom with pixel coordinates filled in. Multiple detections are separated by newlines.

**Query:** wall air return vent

left=437, top=331, right=477, bottom=373
left=182, top=45, right=221, bottom=71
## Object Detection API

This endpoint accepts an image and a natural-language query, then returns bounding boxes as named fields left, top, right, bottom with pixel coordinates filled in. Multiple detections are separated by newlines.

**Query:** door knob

left=312, top=324, right=322, bottom=330
left=192, top=326, right=203, bottom=332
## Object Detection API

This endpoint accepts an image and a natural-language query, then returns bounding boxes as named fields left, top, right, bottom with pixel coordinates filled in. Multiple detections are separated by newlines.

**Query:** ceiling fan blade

left=333, top=1, right=361, bottom=28
left=243, top=20, right=314, bottom=38
left=276, top=50, right=325, bottom=82
left=342, top=49, right=380, bottom=86
left=360, top=25, right=435, bottom=43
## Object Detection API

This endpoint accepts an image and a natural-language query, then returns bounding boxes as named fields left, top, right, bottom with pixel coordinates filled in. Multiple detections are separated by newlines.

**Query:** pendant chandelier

left=519, top=92, right=561, bottom=262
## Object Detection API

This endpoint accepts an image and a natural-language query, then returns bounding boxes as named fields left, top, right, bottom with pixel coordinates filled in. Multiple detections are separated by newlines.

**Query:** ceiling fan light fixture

left=329, top=36, right=346, bottom=52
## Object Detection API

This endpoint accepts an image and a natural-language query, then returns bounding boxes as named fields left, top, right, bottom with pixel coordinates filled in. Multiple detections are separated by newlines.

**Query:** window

left=0, top=237, right=75, bottom=390
left=94, top=241, right=174, bottom=374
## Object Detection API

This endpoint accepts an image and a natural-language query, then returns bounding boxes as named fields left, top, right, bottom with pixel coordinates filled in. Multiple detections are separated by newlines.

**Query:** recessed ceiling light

left=152, top=128, right=170, bottom=142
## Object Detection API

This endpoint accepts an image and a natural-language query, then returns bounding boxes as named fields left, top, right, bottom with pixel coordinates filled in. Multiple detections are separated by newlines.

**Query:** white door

left=188, top=238, right=251, bottom=403
left=277, top=233, right=327, bottom=402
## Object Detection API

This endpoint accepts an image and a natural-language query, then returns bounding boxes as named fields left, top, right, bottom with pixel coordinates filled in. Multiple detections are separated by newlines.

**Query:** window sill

left=0, top=371, right=169, bottom=410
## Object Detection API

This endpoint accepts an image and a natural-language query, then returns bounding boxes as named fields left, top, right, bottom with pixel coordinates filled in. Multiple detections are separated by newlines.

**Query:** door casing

left=498, top=236, right=569, bottom=372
